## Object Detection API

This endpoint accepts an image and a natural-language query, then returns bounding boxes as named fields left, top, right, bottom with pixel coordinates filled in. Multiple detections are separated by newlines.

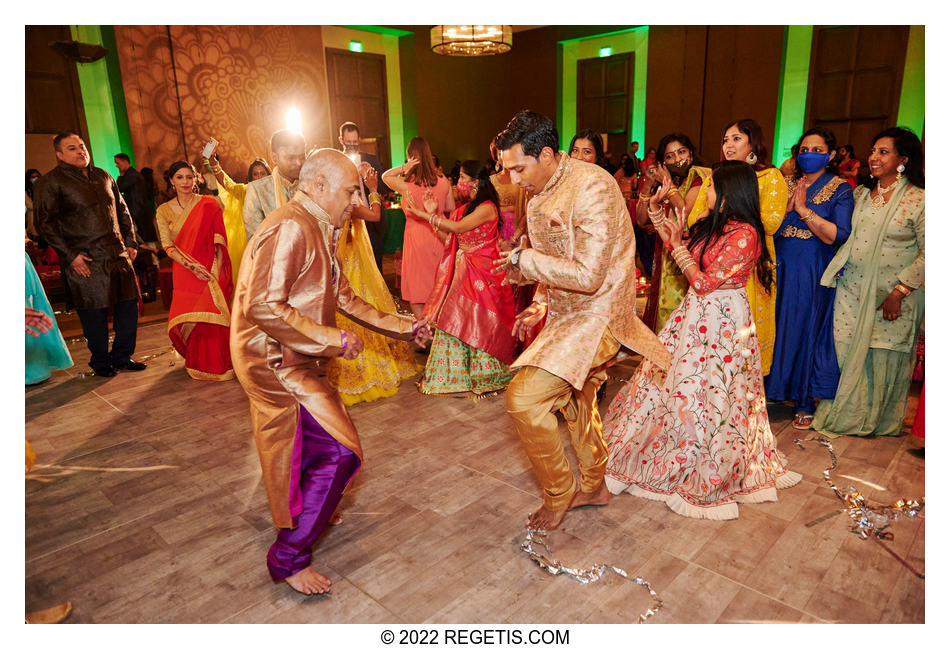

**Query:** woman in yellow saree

left=328, top=162, right=419, bottom=405
left=204, top=150, right=271, bottom=285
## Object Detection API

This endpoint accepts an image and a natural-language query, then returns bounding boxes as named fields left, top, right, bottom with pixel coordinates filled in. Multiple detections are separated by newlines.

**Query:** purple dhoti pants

left=266, top=406, right=360, bottom=581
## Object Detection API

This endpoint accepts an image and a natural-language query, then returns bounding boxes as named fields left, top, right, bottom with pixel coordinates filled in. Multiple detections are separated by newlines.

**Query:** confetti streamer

left=794, top=436, right=924, bottom=579
left=520, top=528, right=663, bottom=623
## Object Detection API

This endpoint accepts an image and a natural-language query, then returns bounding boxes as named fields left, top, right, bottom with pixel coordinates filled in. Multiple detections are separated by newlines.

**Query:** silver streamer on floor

left=794, top=436, right=924, bottom=579
left=520, top=528, right=663, bottom=622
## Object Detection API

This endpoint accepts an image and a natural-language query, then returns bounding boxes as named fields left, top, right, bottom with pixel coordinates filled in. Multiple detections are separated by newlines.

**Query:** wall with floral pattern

left=113, top=25, right=334, bottom=187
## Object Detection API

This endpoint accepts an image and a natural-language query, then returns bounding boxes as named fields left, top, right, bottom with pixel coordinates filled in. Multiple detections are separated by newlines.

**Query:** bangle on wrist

left=894, top=283, right=912, bottom=296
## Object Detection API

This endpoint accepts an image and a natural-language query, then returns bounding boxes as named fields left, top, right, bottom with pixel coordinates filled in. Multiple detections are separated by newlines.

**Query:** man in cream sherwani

left=494, top=111, right=672, bottom=531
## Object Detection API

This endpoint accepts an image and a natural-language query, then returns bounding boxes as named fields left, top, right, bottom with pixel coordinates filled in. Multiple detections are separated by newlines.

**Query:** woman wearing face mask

left=603, top=161, right=800, bottom=520
left=812, top=127, right=924, bottom=437
left=765, top=127, right=854, bottom=430
left=155, top=161, right=233, bottom=380
left=687, top=119, right=788, bottom=375
left=409, top=160, right=517, bottom=397
left=637, top=133, right=709, bottom=331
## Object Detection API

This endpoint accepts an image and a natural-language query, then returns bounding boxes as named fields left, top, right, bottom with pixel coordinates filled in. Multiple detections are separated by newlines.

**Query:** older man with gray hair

left=231, top=148, right=431, bottom=596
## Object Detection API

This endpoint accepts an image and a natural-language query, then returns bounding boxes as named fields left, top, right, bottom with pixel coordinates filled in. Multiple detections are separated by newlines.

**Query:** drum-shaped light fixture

left=430, top=25, right=513, bottom=56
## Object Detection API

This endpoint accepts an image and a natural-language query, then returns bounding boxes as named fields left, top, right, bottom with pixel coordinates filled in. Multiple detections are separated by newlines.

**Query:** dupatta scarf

left=423, top=203, right=517, bottom=364
left=168, top=196, right=233, bottom=361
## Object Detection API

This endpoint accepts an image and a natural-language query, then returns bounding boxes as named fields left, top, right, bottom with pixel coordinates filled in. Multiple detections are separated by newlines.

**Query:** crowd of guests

left=26, top=110, right=924, bottom=517
left=23, top=103, right=924, bottom=604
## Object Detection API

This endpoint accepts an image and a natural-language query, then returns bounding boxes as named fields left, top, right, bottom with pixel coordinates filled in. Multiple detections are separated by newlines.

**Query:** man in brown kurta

left=230, top=149, right=429, bottom=595
left=34, top=132, right=146, bottom=378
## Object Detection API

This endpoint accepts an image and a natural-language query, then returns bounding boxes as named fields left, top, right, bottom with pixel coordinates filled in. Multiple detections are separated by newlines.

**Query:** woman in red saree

left=155, top=161, right=234, bottom=381
left=409, top=160, right=517, bottom=396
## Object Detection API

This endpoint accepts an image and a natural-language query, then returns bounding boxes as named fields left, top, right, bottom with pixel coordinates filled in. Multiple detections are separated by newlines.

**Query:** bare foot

left=284, top=566, right=332, bottom=595
left=568, top=480, right=611, bottom=510
left=526, top=502, right=571, bottom=531
left=329, top=511, right=343, bottom=526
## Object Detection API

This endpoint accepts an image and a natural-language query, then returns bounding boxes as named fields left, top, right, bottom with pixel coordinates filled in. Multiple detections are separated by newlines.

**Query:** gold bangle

left=894, top=283, right=912, bottom=296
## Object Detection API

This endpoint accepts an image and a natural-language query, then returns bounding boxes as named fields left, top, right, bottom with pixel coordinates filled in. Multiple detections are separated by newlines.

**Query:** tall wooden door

left=806, top=26, right=909, bottom=163
left=577, top=53, right=634, bottom=160
left=325, top=48, right=390, bottom=167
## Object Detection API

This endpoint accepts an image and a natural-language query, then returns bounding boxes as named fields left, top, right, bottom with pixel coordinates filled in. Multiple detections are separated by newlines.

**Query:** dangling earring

left=745, top=151, right=758, bottom=166
left=896, top=163, right=905, bottom=182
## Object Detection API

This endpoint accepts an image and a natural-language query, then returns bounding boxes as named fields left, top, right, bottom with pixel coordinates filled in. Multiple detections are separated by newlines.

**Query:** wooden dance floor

left=25, top=314, right=924, bottom=623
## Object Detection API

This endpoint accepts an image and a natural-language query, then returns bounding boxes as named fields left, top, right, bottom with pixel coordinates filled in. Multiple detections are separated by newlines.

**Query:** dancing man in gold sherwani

left=494, top=111, right=672, bottom=531
left=230, top=149, right=431, bottom=595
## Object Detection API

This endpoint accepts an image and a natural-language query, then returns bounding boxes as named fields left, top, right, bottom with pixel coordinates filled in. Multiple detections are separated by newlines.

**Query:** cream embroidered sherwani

left=506, top=154, right=672, bottom=511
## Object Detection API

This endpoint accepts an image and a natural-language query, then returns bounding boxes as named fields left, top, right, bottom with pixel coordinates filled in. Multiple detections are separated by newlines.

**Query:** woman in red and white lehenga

left=603, top=161, right=801, bottom=520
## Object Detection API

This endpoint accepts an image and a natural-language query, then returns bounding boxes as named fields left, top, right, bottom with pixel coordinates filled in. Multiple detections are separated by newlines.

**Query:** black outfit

left=359, top=151, right=389, bottom=273
left=117, top=166, right=158, bottom=242
left=34, top=161, right=142, bottom=373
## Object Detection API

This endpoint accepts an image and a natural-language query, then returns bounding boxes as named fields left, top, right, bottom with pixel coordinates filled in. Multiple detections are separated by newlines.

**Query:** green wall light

left=349, top=41, right=363, bottom=53
left=599, top=47, right=612, bottom=58
left=896, top=26, right=924, bottom=137
left=69, top=25, right=134, bottom=171
left=773, top=25, right=813, bottom=162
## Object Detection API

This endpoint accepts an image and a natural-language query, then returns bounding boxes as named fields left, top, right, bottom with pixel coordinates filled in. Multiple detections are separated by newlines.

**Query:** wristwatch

left=510, top=248, right=523, bottom=268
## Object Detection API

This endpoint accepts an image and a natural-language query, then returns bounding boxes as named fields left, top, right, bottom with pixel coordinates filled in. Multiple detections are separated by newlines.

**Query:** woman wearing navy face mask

left=765, top=127, right=854, bottom=429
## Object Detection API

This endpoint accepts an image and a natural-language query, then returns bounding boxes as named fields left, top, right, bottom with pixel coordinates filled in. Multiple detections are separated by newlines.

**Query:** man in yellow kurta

left=230, top=149, right=430, bottom=595
left=494, top=111, right=672, bottom=531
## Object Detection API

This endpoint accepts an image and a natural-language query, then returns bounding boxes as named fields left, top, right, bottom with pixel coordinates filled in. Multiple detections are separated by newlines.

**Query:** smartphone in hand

left=201, top=138, right=218, bottom=159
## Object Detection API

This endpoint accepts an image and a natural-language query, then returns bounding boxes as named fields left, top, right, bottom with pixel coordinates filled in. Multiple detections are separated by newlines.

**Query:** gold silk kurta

left=688, top=166, right=787, bottom=374
left=230, top=192, right=415, bottom=528
left=513, top=154, right=672, bottom=389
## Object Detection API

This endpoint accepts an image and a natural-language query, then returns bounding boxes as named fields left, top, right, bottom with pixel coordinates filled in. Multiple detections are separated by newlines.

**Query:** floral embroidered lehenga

left=603, top=222, right=801, bottom=520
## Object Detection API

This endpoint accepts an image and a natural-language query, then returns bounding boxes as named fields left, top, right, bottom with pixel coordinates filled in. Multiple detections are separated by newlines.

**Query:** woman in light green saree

left=812, top=127, right=924, bottom=437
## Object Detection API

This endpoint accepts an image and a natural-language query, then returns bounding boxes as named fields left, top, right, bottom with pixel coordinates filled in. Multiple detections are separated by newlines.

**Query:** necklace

left=176, top=192, right=198, bottom=211
left=870, top=177, right=900, bottom=208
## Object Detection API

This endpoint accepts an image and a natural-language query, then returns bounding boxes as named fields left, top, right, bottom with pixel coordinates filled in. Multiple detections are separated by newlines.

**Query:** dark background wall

left=395, top=26, right=638, bottom=166
left=397, top=25, right=786, bottom=167
left=27, top=25, right=914, bottom=180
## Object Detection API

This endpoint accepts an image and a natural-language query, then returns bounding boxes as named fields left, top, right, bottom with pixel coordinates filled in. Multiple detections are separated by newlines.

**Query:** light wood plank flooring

left=26, top=319, right=924, bottom=623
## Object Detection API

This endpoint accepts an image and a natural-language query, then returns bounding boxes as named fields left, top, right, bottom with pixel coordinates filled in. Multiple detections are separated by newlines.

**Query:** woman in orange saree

left=409, top=160, right=517, bottom=396
left=155, top=161, right=234, bottom=381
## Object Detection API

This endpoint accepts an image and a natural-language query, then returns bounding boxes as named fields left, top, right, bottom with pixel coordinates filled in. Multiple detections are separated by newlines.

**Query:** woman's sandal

left=791, top=413, right=814, bottom=430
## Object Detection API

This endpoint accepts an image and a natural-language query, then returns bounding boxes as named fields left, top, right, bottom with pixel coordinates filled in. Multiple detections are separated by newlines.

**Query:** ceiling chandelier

left=430, top=25, right=513, bottom=56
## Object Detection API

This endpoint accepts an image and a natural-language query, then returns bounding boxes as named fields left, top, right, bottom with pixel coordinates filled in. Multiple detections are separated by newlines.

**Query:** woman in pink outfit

left=382, top=137, right=455, bottom=320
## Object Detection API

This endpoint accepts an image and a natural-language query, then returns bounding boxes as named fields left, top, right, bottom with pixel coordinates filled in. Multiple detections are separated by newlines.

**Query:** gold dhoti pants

left=506, top=329, right=620, bottom=510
